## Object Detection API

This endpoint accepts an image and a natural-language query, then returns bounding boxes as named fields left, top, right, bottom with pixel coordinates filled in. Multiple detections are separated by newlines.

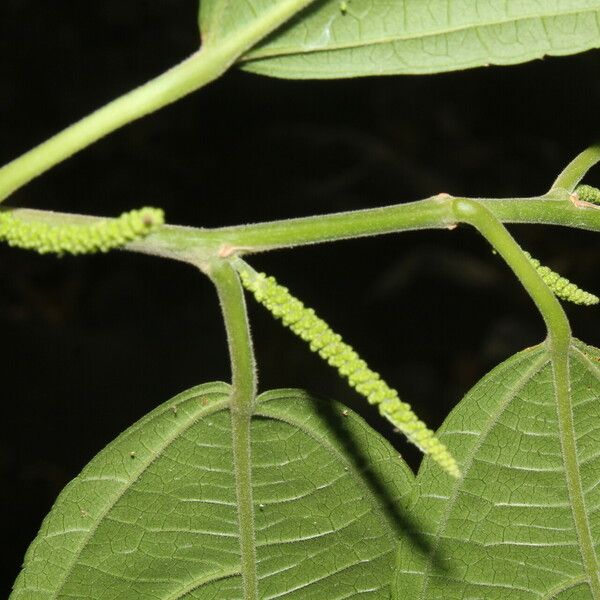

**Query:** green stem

left=208, top=193, right=600, bottom=248
left=0, top=0, right=317, bottom=204
left=451, top=199, right=570, bottom=344
left=209, top=260, right=258, bottom=600
left=550, top=144, right=600, bottom=192
left=7, top=189, right=600, bottom=266
left=451, top=199, right=600, bottom=598
left=209, top=196, right=457, bottom=249
left=477, top=195, right=600, bottom=231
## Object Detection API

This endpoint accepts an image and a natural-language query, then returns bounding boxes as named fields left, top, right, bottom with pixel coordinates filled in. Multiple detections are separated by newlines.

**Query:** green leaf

left=393, top=340, right=600, bottom=599
left=233, top=0, right=600, bottom=79
left=12, top=382, right=414, bottom=599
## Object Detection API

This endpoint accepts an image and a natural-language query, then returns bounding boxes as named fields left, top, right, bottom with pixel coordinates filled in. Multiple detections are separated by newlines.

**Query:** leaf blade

left=12, top=383, right=414, bottom=599
left=393, top=341, right=600, bottom=599
left=235, top=0, right=600, bottom=78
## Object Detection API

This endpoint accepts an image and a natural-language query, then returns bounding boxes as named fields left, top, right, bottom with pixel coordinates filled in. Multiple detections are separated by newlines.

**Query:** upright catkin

left=236, top=261, right=460, bottom=478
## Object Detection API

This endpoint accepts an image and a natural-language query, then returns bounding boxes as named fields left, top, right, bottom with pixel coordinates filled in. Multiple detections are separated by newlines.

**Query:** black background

left=2, top=1, right=600, bottom=593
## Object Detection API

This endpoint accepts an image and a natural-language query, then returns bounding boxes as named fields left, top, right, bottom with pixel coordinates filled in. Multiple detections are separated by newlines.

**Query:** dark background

left=2, top=1, right=600, bottom=593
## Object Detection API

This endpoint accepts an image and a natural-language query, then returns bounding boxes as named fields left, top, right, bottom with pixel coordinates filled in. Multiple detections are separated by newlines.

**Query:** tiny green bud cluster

left=0, top=207, right=164, bottom=255
left=238, top=263, right=460, bottom=478
left=525, top=251, right=598, bottom=306
left=575, top=184, right=600, bottom=205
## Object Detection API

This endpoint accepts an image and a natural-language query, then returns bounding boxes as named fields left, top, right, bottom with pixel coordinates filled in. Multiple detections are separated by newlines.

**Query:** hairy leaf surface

left=199, top=0, right=600, bottom=79
left=12, top=382, right=413, bottom=599
left=393, top=340, right=600, bottom=599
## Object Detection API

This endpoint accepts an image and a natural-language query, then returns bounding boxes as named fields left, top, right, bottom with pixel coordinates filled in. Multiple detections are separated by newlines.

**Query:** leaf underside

left=12, top=383, right=414, bottom=599
left=393, top=340, right=600, bottom=599
left=236, top=0, right=600, bottom=78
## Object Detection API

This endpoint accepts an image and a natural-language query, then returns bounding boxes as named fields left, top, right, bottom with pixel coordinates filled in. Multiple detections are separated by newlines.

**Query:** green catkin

left=237, top=263, right=461, bottom=478
left=575, top=184, right=600, bottom=205
left=0, top=207, right=164, bottom=256
left=525, top=251, right=598, bottom=306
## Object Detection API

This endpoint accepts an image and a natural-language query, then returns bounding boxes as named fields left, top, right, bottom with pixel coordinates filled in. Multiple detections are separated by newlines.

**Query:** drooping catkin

left=525, top=252, right=598, bottom=306
left=237, top=262, right=460, bottom=478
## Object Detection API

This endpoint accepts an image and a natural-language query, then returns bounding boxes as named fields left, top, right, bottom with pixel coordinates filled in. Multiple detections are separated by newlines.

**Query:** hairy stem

left=550, top=144, right=600, bottom=192
left=209, top=260, right=258, bottom=600
left=451, top=199, right=570, bottom=344
left=0, top=0, right=316, bottom=204
left=5, top=189, right=600, bottom=267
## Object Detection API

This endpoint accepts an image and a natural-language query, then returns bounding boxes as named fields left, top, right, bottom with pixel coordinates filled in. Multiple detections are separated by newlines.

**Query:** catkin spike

left=237, top=261, right=461, bottom=478
left=575, top=184, right=600, bottom=205
left=0, top=207, right=164, bottom=256
left=525, top=251, right=598, bottom=306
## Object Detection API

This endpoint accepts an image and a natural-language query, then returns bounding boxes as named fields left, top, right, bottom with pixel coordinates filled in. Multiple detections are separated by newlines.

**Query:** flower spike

left=525, top=252, right=598, bottom=306
left=236, top=260, right=460, bottom=478
left=0, top=207, right=164, bottom=256
left=575, top=184, right=600, bottom=205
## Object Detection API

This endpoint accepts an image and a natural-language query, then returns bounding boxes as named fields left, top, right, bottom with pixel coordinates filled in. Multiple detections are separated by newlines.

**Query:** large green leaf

left=12, top=382, right=414, bottom=599
left=201, top=0, right=600, bottom=79
left=393, top=340, right=600, bottom=599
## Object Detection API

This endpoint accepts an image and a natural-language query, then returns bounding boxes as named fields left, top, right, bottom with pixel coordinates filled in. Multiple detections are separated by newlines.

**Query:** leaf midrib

left=561, top=344, right=600, bottom=596
left=243, top=5, right=600, bottom=61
